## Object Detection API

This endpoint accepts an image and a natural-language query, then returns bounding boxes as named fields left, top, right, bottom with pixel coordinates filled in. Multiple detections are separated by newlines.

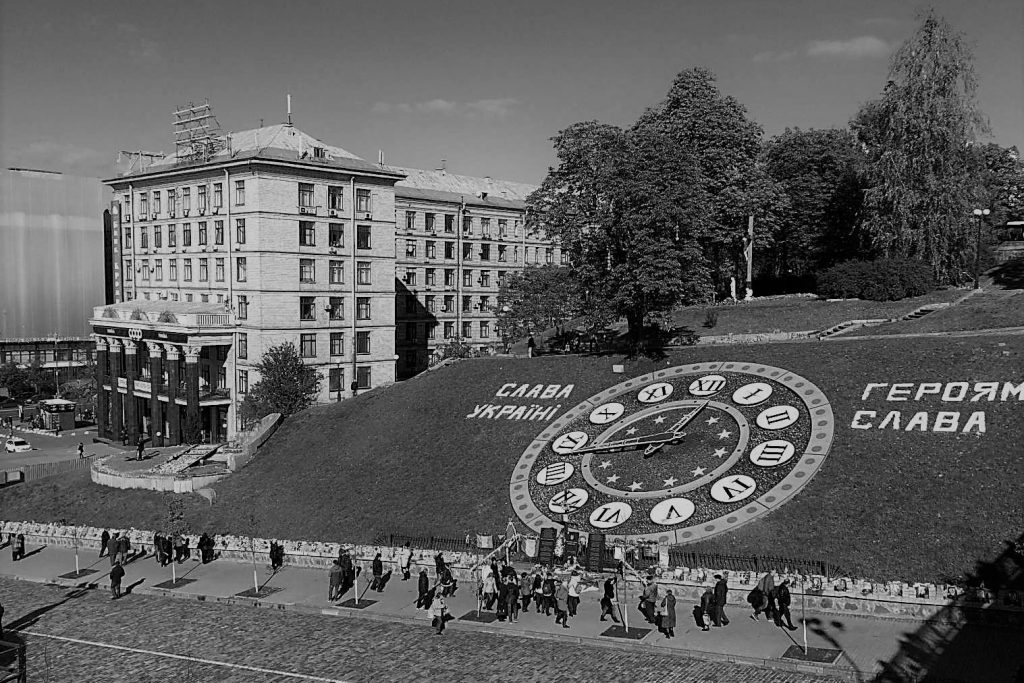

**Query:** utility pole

left=972, top=208, right=990, bottom=289
left=744, top=215, right=754, bottom=300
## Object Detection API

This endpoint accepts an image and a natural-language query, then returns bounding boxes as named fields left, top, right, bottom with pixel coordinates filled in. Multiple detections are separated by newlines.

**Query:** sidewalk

left=0, top=542, right=1018, bottom=681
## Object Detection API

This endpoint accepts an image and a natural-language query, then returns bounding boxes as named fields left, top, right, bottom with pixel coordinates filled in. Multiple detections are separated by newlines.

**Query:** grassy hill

left=3, top=332, right=1021, bottom=583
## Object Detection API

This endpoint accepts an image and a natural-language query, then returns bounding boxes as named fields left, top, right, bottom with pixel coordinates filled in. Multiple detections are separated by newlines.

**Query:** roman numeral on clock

left=638, top=382, right=674, bottom=403
left=749, top=440, right=796, bottom=467
left=536, top=461, right=574, bottom=486
left=548, top=488, right=589, bottom=514
left=689, top=375, right=726, bottom=396
left=755, top=405, right=799, bottom=430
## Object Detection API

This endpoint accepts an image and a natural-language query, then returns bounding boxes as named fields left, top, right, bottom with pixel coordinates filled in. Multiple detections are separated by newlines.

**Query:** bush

left=816, top=259, right=936, bottom=301
left=703, top=309, right=719, bottom=329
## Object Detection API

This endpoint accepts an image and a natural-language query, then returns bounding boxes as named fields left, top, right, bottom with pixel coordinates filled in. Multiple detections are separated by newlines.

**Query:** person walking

left=398, top=543, right=412, bottom=581
left=0, top=598, right=4, bottom=640
left=100, top=529, right=111, bottom=558
left=541, top=571, right=556, bottom=616
left=554, top=579, right=570, bottom=628
left=439, top=564, right=456, bottom=598
left=370, top=552, right=384, bottom=592
left=698, top=586, right=715, bottom=631
left=600, top=575, right=620, bottom=622
left=161, top=535, right=173, bottom=567
left=136, top=437, right=145, bottom=461
left=496, top=573, right=509, bottom=622
left=532, top=569, right=544, bottom=613
left=11, top=534, right=25, bottom=562
left=567, top=571, right=582, bottom=618
left=481, top=566, right=497, bottom=610
left=659, top=589, right=677, bottom=638
left=519, top=572, right=532, bottom=613
left=109, top=562, right=125, bottom=600
left=339, top=550, right=354, bottom=593
left=77, top=442, right=85, bottom=459
left=108, top=533, right=120, bottom=567
left=775, top=580, right=798, bottom=630
left=639, top=577, right=659, bottom=624
left=328, top=560, right=343, bottom=601
left=429, top=594, right=448, bottom=635
left=713, top=573, right=730, bottom=626
left=507, top=575, right=521, bottom=623
left=120, top=427, right=128, bottom=446
left=416, top=568, right=431, bottom=610
left=117, top=534, right=130, bottom=565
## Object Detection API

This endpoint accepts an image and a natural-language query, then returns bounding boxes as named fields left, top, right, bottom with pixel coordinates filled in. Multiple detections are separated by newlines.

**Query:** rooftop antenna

left=378, top=149, right=384, bottom=166
left=173, top=98, right=225, bottom=164
left=287, top=94, right=292, bottom=126
left=117, top=150, right=165, bottom=175
left=436, top=158, right=447, bottom=172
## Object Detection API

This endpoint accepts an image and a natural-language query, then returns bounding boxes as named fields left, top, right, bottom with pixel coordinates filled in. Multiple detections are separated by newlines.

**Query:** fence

left=373, top=531, right=474, bottom=554
left=0, top=639, right=27, bottom=683
left=2, top=456, right=93, bottom=484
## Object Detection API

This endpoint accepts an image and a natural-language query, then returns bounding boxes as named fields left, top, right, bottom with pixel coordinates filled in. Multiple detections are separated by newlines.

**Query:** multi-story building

left=391, top=168, right=560, bottom=378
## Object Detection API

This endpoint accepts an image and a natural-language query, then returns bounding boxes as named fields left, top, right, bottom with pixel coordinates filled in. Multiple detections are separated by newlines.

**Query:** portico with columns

left=91, top=302, right=236, bottom=447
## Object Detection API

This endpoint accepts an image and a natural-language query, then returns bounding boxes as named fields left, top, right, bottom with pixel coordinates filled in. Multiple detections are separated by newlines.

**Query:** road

left=0, top=578, right=845, bottom=683
left=1, top=424, right=119, bottom=468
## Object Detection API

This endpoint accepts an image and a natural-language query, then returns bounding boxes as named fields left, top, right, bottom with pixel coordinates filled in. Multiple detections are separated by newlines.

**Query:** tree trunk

left=626, top=311, right=645, bottom=343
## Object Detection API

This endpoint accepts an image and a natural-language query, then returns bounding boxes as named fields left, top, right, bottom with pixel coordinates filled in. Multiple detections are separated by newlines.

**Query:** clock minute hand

left=572, top=431, right=679, bottom=455
left=668, top=400, right=710, bottom=435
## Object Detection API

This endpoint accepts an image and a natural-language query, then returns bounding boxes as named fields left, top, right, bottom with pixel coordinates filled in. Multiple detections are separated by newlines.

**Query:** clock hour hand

left=571, top=431, right=679, bottom=455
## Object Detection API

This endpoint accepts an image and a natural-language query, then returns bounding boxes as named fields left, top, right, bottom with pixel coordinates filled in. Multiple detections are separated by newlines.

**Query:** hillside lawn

left=1, top=332, right=1021, bottom=585
left=866, top=290, right=1024, bottom=336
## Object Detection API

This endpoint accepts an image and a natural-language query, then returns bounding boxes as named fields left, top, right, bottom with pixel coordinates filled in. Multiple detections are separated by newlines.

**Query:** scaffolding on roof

left=173, top=99, right=226, bottom=164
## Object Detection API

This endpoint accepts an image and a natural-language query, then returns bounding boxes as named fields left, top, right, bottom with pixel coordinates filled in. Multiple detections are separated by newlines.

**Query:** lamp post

left=972, top=208, right=990, bottom=289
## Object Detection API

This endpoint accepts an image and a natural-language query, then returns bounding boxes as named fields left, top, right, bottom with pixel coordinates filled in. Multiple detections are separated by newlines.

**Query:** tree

left=240, top=342, right=321, bottom=424
left=974, top=143, right=1024, bottom=231
left=0, top=363, right=34, bottom=401
left=166, top=498, right=190, bottom=585
left=761, top=128, right=869, bottom=278
left=852, top=10, right=989, bottom=284
left=495, top=265, right=583, bottom=347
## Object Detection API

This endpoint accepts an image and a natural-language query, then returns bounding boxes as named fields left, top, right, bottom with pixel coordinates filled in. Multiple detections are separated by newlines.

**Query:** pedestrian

left=55, top=423, right=61, bottom=437
left=153, top=533, right=164, bottom=565
left=554, top=579, right=570, bottom=628
left=760, top=572, right=778, bottom=621
left=270, top=541, right=284, bottom=571
left=659, top=589, right=677, bottom=638
left=507, top=575, right=521, bottom=623
left=161, top=535, right=173, bottom=567
left=120, top=427, right=128, bottom=446
left=439, top=563, right=456, bottom=597
left=416, top=568, right=431, bottom=609
left=117, top=534, right=130, bottom=565
left=110, top=561, right=125, bottom=599
left=328, top=560, right=343, bottom=601
left=527, top=335, right=536, bottom=358
left=108, top=533, right=120, bottom=566
left=77, top=442, right=85, bottom=459
left=532, top=569, right=544, bottom=612
left=398, top=542, right=412, bottom=581
left=11, top=534, right=25, bottom=562
left=339, top=550, right=354, bottom=593
left=640, top=577, right=659, bottom=624
left=100, top=529, right=111, bottom=558
left=429, top=594, right=447, bottom=635
left=600, top=576, right=620, bottom=622
left=542, top=571, right=556, bottom=616
left=199, top=533, right=215, bottom=564
left=496, top=573, right=509, bottom=622
left=567, top=570, right=581, bottom=618
left=370, top=552, right=384, bottom=592
left=698, top=586, right=715, bottom=631
left=136, top=437, right=145, bottom=461
left=713, top=573, right=730, bottom=626
left=175, top=534, right=189, bottom=563
left=775, top=580, right=798, bottom=630
left=481, top=565, right=497, bottom=610
left=519, top=572, right=532, bottom=613
left=0, top=598, right=4, bottom=640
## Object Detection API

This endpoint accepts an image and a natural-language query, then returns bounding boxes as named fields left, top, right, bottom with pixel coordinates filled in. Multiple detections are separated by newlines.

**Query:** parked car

left=4, top=437, right=32, bottom=453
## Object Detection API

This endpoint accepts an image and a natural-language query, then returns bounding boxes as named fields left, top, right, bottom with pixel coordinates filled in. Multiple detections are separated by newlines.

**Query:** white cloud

left=371, top=98, right=519, bottom=118
left=807, top=35, right=890, bottom=59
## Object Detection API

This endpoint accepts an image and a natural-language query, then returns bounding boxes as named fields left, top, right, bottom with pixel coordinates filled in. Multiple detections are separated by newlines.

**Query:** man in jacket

left=110, top=562, right=126, bottom=599
left=713, top=573, right=730, bottom=626
left=117, top=534, right=130, bottom=565
left=554, top=579, right=570, bottom=628
left=100, top=529, right=110, bottom=558
left=416, top=568, right=432, bottom=609
left=370, top=552, right=384, bottom=592
left=698, top=586, right=715, bottom=631
left=328, top=560, right=343, bottom=601
left=108, top=533, right=120, bottom=567
left=775, top=579, right=798, bottom=630
left=640, top=577, right=659, bottom=624
left=600, top=576, right=620, bottom=622
left=567, top=571, right=582, bottom=618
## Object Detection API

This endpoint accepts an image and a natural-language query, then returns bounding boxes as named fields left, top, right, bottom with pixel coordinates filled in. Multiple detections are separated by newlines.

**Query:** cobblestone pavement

left=0, top=578, right=846, bottom=683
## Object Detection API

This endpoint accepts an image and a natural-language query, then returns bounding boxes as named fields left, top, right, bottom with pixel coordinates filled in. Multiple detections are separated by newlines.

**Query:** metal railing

left=373, top=531, right=473, bottom=554
left=0, top=639, right=26, bottom=683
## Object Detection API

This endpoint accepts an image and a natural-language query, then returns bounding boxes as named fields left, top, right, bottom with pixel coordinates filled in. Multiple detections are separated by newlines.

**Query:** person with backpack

left=541, top=570, right=556, bottom=616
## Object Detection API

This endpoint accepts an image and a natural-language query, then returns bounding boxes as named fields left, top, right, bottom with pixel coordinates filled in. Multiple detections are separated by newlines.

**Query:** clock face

left=509, top=362, right=834, bottom=544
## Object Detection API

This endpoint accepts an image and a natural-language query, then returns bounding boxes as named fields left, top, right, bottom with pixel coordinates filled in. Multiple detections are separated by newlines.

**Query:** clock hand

left=668, top=400, right=710, bottom=435
left=571, top=431, right=680, bottom=455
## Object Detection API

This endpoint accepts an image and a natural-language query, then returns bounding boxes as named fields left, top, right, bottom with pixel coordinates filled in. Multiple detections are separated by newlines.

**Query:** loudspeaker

left=537, top=527, right=557, bottom=567
left=585, top=532, right=606, bottom=572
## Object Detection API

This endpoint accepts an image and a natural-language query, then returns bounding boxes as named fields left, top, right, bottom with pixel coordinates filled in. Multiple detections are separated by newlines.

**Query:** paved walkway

left=1, top=542, right=1020, bottom=681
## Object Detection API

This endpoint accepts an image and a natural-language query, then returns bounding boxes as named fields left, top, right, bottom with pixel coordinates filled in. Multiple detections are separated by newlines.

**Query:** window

left=463, top=296, right=473, bottom=312
left=329, top=260, right=344, bottom=284
left=443, top=322, right=454, bottom=339
left=183, top=223, right=192, bottom=246
left=329, top=367, right=344, bottom=393
left=356, top=366, right=371, bottom=389
left=444, top=269, right=455, bottom=287
left=425, top=268, right=436, bottom=286
left=356, top=331, right=371, bottom=354
left=199, top=258, right=208, bottom=281
left=498, top=270, right=506, bottom=286
left=183, top=259, right=193, bottom=281
left=330, top=332, right=344, bottom=356
left=235, top=180, right=245, bottom=205
left=356, top=189, right=371, bottom=213
left=154, top=260, right=163, bottom=281
left=298, top=183, right=314, bottom=208
left=237, top=295, right=248, bottom=319
left=498, top=219, right=507, bottom=237
left=546, top=248, right=554, bottom=264
left=356, top=297, right=371, bottom=319
left=443, top=295, right=454, bottom=312
left=462, top=321, right=472, bottom=338
left=182, top=188, right=191, bottom=212
left=168, top=224, right=177, bottom=247
left=167, top=189, right=176, bottom=214
left=154, top=225, right=162, bottom=248
left=300, top=296, right=316, bottom=320
left=329, top=297, right=344, bottom=320
left=480, top=321, right=490, bottom=338
left=198, top=222, right=208, bottom=246
left=357, top=261, right=371, bottom=285
left=236, top=257, right=246, bottom=282
left=480, top=272, right=491, bottom=288
left=514, top=220, right=521, bottom=237
left=300, top=333, right=316, bottom=358
left=123, top=227, right=132, bottom=249
left=445, top=242, right=455, bottom=259
left=214, top=221, right=224, bottom=245
left=328, top=186, right=344, bottom=211
left=213, top=183, right=223, bottom=209
left=481, top=217, right=491, bottom=236
left=329, top=223, right=343, bottom=248
left=405, top=239, right=416, bottom=257
left=235, top=218, right=245, bottom=244
left=238, top=333, right=248, bottom=359
left=356, top=224, right=371, bottom=249
left=169, top=259, right=178, bottom=281
left=404, top=269, right=417, bottom=286
left=498, top=245, right=507, bottom=262
left=561, top=251, right=569, bottom=265
left=426, top=295, right=436, bottom=313
left=480, top=295, right=491, bottom=310
left=141, top=259, right=150, bottom=281
left=462, top=216, right=472, bottom=235
left=153, top=191, right=162, bottom=214
left=140, top=193, right=149, bottom=216
left=299, top=221, right=315, bottom=246
left=480, top=244, right=491, bottom=261
left=140, top=227, right=148, bottom=249
left=463, top=243, right=472, bottom=260
left=427, top=322, right=436, bottom=339
left=444, top=214, right=454, bottom=233
left=426, top=213, right=436, bottom=232
left=237, top=370, right=248, bottom=394
left=463, top=270, right=473, bottom=287
left=198, top=185, right=207, bottom=212
left=513, top=246, right=519, bottom=263
left=405, top=211, right=415, bottom=231
left=299, top=258, right=315, bottom=283
left=426, top=241, right=436, bottom=259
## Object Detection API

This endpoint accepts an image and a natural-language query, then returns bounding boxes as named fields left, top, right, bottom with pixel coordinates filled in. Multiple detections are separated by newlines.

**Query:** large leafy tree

left=973, top=143, right=1024, bottom=233
left=494, top=265, right=583, bottom=345
left=853, top=10, right=989, bottom=283
left=240, top=341, right=321, bottom=424
left=761, top=128, right=868, bottom=276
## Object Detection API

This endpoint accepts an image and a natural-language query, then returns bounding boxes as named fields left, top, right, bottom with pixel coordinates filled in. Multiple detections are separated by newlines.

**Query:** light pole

left=972, top=208, right=990, bottom=289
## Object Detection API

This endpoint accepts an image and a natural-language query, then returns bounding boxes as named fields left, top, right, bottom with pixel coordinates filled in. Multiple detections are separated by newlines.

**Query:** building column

left=165, top=344, right=181, bottom=446
left=94, top=337, right=109, bottom=440
left=124, top=340, right=140, bottom=445
left=184, top=345, right=201, bottom=444
left=108, top=339, right=124, bottom=443
left=147, top=342, right=164, bottom=447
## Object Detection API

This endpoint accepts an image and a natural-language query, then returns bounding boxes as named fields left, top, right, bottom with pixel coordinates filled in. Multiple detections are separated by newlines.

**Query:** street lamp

left=972, top=208, right=991, bottom=290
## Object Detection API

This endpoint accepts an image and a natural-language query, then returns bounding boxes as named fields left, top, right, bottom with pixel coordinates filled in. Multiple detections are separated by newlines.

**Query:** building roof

left=395, top=185, right=527, bottom=211
left=392, top=166, right=537, bottom=202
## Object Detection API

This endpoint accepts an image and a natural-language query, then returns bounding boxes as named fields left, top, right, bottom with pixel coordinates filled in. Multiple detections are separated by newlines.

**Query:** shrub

left=130, top=308, right=147, bottom=321
left=102, top=306, right=118, bottom=319
left=703, top=309, right=719, bottom=329
left=816, top=259, right=936, bottom=301
left=157, top=311, right=178, bottom=324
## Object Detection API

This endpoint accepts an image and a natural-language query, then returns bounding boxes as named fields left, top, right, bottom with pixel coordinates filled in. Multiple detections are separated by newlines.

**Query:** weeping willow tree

left=852, top=9, right=989, bottom=284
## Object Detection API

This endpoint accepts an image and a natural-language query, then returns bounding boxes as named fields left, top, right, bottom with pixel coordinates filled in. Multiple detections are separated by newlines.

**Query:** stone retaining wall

left=89, top=462, right=227, bottom=493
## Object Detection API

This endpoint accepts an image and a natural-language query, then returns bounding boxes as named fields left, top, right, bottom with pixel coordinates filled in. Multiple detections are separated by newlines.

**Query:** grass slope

left=867, top=290, right=1024, bottom=336
left=2, top=334, right=1021, bottom=583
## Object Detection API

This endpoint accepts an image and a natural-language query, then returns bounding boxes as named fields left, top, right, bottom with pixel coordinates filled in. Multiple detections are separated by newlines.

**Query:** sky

left=1, top=0, right=1021, bottom=185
